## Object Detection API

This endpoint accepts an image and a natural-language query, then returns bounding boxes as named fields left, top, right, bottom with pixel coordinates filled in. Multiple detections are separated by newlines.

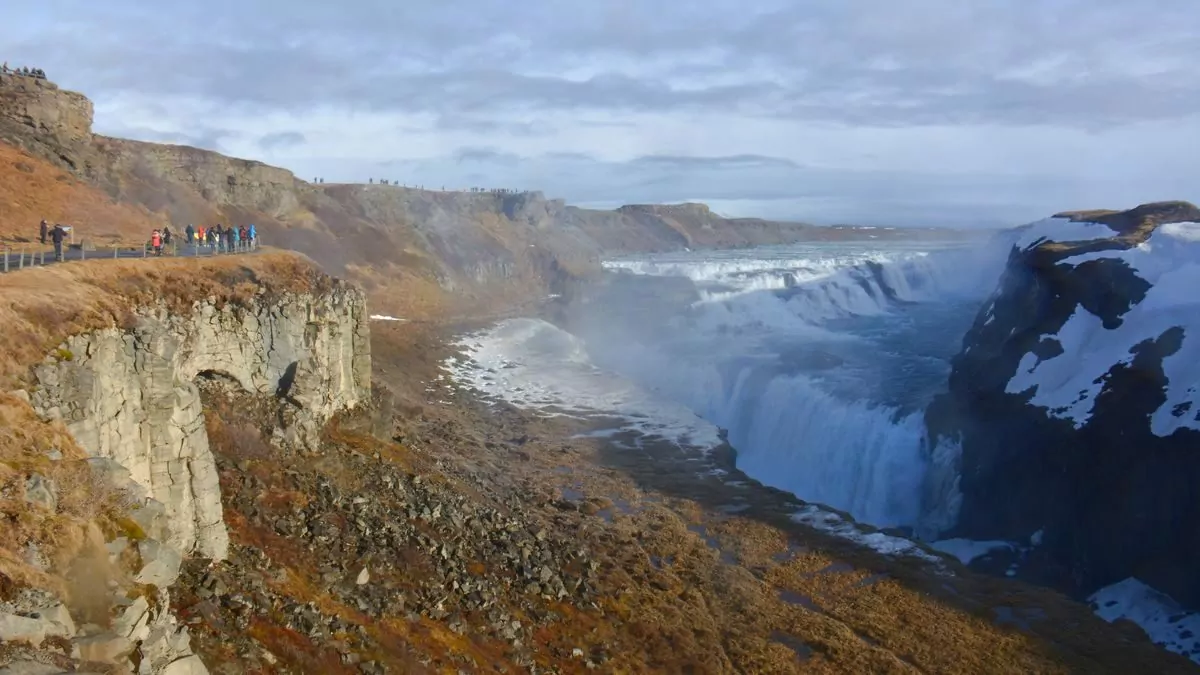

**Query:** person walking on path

left=229, top=225, right=240, bottom=252
left=247, top=223, right=257, bottom=249
left=197, top=225, right=206, bottom=247
left=50, top=224, right=65, bottom=261
left=39, top=219, right=48, bottom=245
left=185, top=224, right=195, bottom=245
left=151, top=229, right=162, bottom=256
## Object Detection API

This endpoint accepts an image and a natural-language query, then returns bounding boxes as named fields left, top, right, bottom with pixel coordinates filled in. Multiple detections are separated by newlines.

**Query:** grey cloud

left=449, top=147, right=520, bottom=165
left=101, top=124, right=237, bottom=152
left=8, top=0, right=1198, bottom=127
left=434, top=114, right=546, bottom=136
left=338, top=149, right=1106, bottom=227
left=631, top=155, right=800, bottom=170
left=258, top=131, right=306, bottom=150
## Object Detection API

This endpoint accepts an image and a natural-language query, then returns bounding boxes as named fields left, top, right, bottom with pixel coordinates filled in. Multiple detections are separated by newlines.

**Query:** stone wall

left=30, top=282, right=371, bottom=561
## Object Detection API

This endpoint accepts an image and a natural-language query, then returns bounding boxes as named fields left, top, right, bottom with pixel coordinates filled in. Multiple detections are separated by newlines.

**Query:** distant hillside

left=0, top=72, right=965, bottom=316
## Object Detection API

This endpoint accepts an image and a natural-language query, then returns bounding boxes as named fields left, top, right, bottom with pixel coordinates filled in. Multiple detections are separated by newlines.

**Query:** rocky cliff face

left=30, top=284, right=371, bottom=561
left=926, top=201, right=1200, bottom=606
left=0, top=73, right=93, bottom=166
left=0, top=275, right=370, bottom=674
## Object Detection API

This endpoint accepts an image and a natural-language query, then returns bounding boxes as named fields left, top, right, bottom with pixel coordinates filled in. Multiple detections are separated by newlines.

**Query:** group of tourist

left=357, top=178, right=523, bottom=194
left=38, top=220, right=68, bottom=261
left=147, top=224, right=256, bottom=255
left=34, top=220, right=257, bottom=260
left=1, top=63, right=47, bottom=79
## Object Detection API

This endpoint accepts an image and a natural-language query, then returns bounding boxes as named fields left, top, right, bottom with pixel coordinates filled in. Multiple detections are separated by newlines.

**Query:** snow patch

left=1005, top=222, right=1200, bottom=434
left=444, top=318, right=723, bottom=450
left=791, top=505, right=943, bottom=565
left=1090, top=578, right=1200, bottom=662
left=930, top=538, right=1014, bottom=565
left=1013, top=216, right=1118, bottom=250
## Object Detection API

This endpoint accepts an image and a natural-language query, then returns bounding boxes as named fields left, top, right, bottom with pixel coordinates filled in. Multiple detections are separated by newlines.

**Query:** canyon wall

left=0, top=74, right=964, bottom=318
left=30, top=283, right=371, bottom=560
left=0, top=263, right=369, bottom=674
left=926, top=201, right=1200, bottom=606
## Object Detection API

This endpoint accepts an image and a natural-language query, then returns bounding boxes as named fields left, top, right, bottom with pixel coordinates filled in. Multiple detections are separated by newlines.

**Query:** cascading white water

left=582, top=239, right=1007, bottom=530
left=448, top=236, right=1007, bottom=532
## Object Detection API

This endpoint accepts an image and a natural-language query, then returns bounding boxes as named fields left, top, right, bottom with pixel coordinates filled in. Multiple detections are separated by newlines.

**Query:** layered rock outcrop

left=926, top=201, right=1200, bottom=605
left=30, top=283, right=371, bottom=560
left=0, top=72, right=93, bottom=162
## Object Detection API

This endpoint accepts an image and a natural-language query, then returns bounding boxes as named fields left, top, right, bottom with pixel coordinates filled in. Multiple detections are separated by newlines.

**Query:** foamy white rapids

left=445, top=318, right=723, bottom=449
left=576, top=238, right=1010, bottom=531
left=608, top=242, right=1006, bottom=336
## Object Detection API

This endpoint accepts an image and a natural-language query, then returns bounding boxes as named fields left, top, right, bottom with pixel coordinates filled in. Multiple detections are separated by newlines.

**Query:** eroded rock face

left=0, top=73, right=93, bottom=155
left=926, top=201, right=1200, bottom=605
left=31, top=284, right=371, bottom=561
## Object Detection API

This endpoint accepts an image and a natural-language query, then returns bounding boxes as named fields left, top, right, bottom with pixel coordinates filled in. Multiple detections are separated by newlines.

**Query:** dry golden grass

left=0, top=251, right=330, bottom=389
left=0, top=392, right=125, bottom=605
left=0, top=141, right=166, bottom=246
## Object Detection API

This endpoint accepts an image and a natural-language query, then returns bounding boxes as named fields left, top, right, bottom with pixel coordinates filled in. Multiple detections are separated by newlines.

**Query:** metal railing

left=1, top=237, right=264, bottom=274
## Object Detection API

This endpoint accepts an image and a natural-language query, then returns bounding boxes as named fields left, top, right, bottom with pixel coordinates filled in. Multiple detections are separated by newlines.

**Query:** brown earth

left=0, top=141, right=165, bottom=247
left=167, top=317, right=1198, bottom=674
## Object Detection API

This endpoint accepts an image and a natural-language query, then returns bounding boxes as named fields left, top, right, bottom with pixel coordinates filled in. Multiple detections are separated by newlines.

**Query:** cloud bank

left=4, top=0, right=1198, bottom=226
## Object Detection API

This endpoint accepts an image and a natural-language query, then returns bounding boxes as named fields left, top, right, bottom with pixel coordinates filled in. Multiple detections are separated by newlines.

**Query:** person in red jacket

left=151, top=229, right=162, bottom=256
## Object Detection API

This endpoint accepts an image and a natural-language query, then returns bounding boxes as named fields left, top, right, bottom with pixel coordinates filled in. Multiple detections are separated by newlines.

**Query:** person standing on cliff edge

left=39, top=219, right=47, bottom=244
left=50, top=223, right=65, bottom=261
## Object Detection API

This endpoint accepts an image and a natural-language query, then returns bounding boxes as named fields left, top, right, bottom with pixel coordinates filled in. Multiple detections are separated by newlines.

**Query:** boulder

left=134, top=540, right=183, bottom=587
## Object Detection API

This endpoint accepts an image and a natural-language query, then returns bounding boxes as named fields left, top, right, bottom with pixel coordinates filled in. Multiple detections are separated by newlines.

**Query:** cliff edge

left=926, top=200, right=1200, bottom=608
left=0, top=253, right=369, bottom=674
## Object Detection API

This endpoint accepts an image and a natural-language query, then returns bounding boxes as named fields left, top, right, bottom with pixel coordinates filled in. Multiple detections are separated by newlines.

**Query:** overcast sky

left=4, top=1, right=1199, bottom=227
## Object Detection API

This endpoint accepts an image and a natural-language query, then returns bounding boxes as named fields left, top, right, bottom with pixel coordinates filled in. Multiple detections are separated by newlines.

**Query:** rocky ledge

left=926, top=200, right=1200, bottom=607
left=1, top=271, right=370, bottom=674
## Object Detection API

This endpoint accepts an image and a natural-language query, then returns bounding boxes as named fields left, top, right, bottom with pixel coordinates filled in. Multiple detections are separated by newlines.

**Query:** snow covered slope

left=925, top=201, right=1200, bottom=615
left=1006, top=220, right=1200, bottom=434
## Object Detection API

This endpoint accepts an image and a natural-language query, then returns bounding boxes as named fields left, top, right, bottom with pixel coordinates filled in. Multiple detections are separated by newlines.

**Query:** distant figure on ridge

left=50, top=224, right=65, bottom=261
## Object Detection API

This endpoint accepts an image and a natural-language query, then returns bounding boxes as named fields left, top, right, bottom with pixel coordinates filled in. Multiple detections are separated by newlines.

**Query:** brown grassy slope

left=0, top=141, right=165, bottom=246
left=0, top=251, right=328, bottom=388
